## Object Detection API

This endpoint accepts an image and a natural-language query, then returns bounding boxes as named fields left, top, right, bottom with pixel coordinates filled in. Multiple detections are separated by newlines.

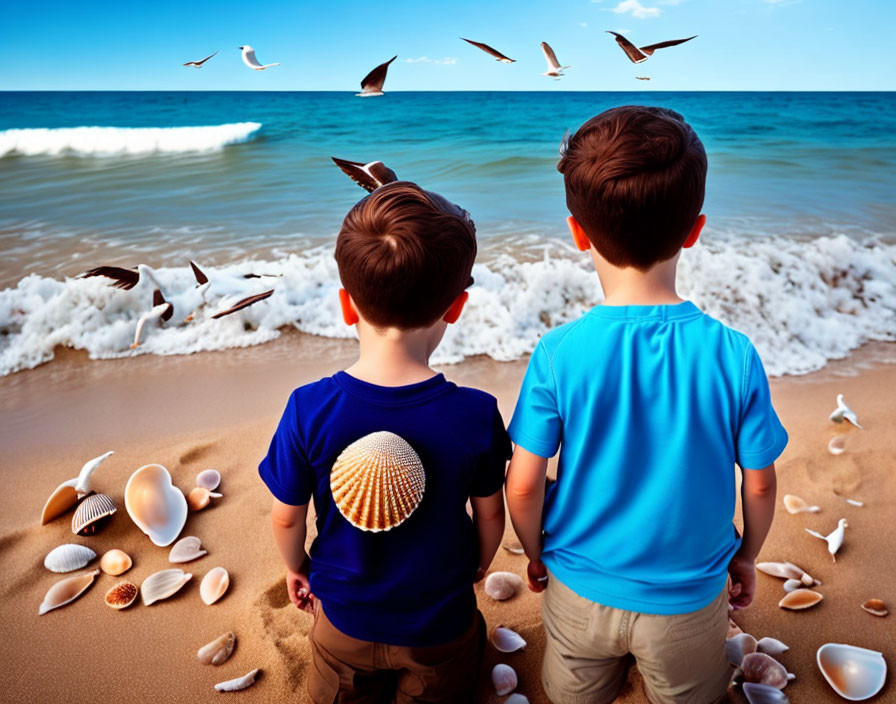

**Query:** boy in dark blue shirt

left=260, top=182, right=510, bottom=703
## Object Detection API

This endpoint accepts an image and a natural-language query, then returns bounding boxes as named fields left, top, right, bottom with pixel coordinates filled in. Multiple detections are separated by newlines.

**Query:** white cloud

left=405, top=56, right=458, bottom=65
left=611, top=0, right=661, bottom=18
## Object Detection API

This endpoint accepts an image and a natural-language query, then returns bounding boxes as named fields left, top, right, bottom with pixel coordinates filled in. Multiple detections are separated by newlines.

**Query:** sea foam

left=0, top=235, right=894, bottom=377
left=0, top=123, right=262, bottom=157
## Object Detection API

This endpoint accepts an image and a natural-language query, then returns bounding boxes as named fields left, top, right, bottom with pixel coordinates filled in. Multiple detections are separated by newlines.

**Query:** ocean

left=1, top=91, right=894, bottom=376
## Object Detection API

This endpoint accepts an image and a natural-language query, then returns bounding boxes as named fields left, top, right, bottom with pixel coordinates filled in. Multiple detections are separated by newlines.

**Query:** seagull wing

left=152, top=289, right=174, bottom=322
left=461, top=38, right=515, bottom=62
left=805, top=529, right=825, bottom=540
left=639, top=35, right=697, bottom=56
left=606, top=31, right=647, bottom=64
left=360, top=56, right=397, bottom=93
left=242, top=49, right=262, bottom=69
left=211, top=289, right=275, bottom=319
left=194, top=50, right=218, bottom=66
left=541, top=42, right=561, bottom=71
left=80, top=266, right=140, bottom=290
left=190, top=260, right=209, bottom=285
left=332, top=157, right=380, bottom=192
left=368, top=161, right=398, bottom=188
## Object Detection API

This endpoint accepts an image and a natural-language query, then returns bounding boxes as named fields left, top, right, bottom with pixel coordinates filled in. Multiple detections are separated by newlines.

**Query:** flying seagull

left=540, top=42, right=569, bottom=78
left=183, top=51, right=218, bottom=68
left=331, top=157, right=398, bottom=192
left=460, top=38, right=515, bottom=63
left=239, top=45, right=280, bottom=70
left=210, top=289, right=275, bottom=319
left=81, top=264, right=167, bottom=291
left=357, top=56, right=397, bottom=97
left=636, top=76, right=651, bottom=81
left=606, top=32, right=697, bottom=64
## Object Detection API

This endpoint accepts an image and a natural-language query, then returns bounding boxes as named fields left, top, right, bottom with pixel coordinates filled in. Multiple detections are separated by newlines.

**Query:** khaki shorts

left=307, top=600, right=486, bottom=704
left=541, top=572, right=732, bottom=704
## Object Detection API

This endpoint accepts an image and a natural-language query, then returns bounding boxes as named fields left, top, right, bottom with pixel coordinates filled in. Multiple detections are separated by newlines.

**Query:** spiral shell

left=330, top=431, right=425, bottom=532
left=71, top=493, right=117, bottom=535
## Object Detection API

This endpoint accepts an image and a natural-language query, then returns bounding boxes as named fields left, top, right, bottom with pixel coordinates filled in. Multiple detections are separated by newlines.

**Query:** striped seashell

left=44, top=544, right=97, bottom=573
left=105, top=581, right=139, bottom=609
left=141, top=568, right=192, bottom=606
left=330, top=431, right=425, bottom=532
left=71, top=493, right=117, bottom=535
left=169, top=536, right=207, bottom=563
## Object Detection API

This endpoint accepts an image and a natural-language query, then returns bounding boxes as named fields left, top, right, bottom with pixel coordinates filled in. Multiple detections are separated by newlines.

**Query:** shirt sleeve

left=507, top=340, right=563, bottom=458
left=736, top=345, right=789, bottom=469
left=470, top=401, right=512, bottom=497
left=258, top=391, right=314, bottom=505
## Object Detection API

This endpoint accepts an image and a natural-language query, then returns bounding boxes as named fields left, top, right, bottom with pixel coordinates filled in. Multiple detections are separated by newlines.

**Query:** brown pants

left=307, top=601, right=486, bottom=704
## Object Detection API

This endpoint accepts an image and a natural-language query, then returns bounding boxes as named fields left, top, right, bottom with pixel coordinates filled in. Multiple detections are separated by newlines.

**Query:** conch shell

left=71, top=493, right=117, bottom=535
left=741, top=652, right=789, bottom=689
left=198, top=631, right=236, bottom=665
left=39, top=569, right=99, bottom=615
left=141, top=568, right=192, bottom=605
left=169, top=536, right=207, bottom=563
left=200, top=567, right=230, bottom=605
left=330, top=431, right=425, bottom=532
left=491, top=664, right=517, bottom=696
left=104, top=581, right=139, bottom=609
left=100, top=549, right=132, bottom=576
left=214, top=668, right=260, bottom=692
left=125, top=464, right=187, bottom=547
left=779, top=589, right=823, bottom=610
left=484, top=571, right=523, bottom=601
left=44, top=544, right=96, bottom=573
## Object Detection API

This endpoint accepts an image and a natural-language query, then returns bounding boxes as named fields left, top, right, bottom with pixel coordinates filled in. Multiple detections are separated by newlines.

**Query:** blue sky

left=1, top=0, right=893, bottom=91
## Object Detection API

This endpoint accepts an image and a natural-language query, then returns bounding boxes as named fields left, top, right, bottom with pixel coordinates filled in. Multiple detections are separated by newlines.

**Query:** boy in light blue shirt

left=506, top=106, right=787, bottom=704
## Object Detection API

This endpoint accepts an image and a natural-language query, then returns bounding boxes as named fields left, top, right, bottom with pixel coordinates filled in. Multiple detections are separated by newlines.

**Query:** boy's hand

left=728, top=555, right=756, bottom=610
left=527, top=558, right=549, bottom=593
left=286, top=564, right=315, bottom=613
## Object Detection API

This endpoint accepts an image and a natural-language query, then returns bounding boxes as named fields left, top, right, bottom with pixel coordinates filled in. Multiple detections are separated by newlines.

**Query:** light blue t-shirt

left=508, top=301, right=788, bottom=615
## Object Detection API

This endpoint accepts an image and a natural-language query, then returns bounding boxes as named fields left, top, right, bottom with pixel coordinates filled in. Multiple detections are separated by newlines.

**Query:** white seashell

left=779, top=589, right=823, bottom=610
left=757, top=637, right=790, bottom=656
left=100, top=548, right=132, bottom=576
left=40, top=451, right=114, bottom=524
left=845, top=498, right=864, bottom=507
left=756, top=561, right=819, bottom=585
left=71, top=493, right=117, bottom=535
left=484, top=571, right=523, bottom=601
left=726, top=633, right=757, bottom=667
left=104, top=581, right=139, bottom=609
left=502, top=540, right=524, bottom=555
left=491, top=664, right=517, bottom=696
left=196, top=469, right=221, bottom=491
left=742, top=652, right=789, bottom=689
left=200, top=567, right=230, bottom=605
left=491, top=627, right=526, bottom=653
left=817, top=643, right=886, bottom=701
left=860, top=599, right=888, bottom=617
left=214, top=668, right=260, bottom=692
left=44, top=544, right=96, bottom=573
left=828, top=435, right=847, bottom=455
left=829, top=394, right=862, bottom=429
left=805, top=518, right=848, bottom=562
left=783, top=494, right=820, bottom=514
left=187, top=486, right=222, bottom=512
left=141, top=568, right=192, bottom=605
left=330, top=431, right=425, bottom=532
left=783, top=579, right=802, bottom=593
left=198, top=631, right=236, bottom=665
left=505, top=695, right=530, bottom=704
left=743, top=682, right=790, bottom=703
left=39, top=569, right=99, bottom=615
left=125, top=464, right=187, bottom=547
left=169, top=536, right=207, bottom=563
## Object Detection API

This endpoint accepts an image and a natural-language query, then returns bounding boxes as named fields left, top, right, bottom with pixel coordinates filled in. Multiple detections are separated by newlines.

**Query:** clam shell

left=40, top=481, right=78, bottom=525
left=783, top=494, right=820, bottom=514
left=100, top=549, right=132, bottom=576
left=169, top=536, right=207, bottom=563
left=783, top=579, right=802, bottom=593
left=779, top=589, right=823, bottom=610
left=492, top=664, right=517, bottom=696
left=484, top=571, right=523, bottom=601
left=742, top=652, right=789, bottom=689
left=200, top=567, right=230, bottom=605
left=214, top=668, right=259, bottom=692
left=141, top=568, right=192, bottom=605
left=743, top=682, right=790, bottom=703
left=187, top=486, right=222, bottom=512
left=817, top=643, right=886, bottom=701
left=491, top=627, right=526, bottom=653
left=125, top=464, right=187, bottom=547
left=757, top=637, right=790, bottom=656
left=330, top=431, right=425, bottom=532
left=105, top=581, right=139, bottom=609
left=198, top=631, right=236, bottom=666
left=726, top=633, right=757, bottom=667
left=71, top=493, right=117, bottom=535
left=44, top=544, right=97, bottom=573
left=860, top=599, right=888, bottom=617
left=196, top=469, right=221, bottom=491
left=39, top=569, right=99, bottom=615
left=828, top=435, right=847, bottom=455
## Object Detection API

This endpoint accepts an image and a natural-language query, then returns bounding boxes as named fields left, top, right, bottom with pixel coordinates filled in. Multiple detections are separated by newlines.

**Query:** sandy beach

left=1, top=333, right=893, bottom=703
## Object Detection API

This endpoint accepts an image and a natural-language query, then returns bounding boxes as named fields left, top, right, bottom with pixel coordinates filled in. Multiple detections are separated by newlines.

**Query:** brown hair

left=335, top=181, right=477, bottom=329
left=558, top=106, right=707, bottom=271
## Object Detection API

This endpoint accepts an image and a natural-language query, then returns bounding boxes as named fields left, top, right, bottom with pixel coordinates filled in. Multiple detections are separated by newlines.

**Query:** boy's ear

left=338, top=289, right=359, bottom=326
left=567, top=216, right=591, bottom=252
left=442, top=291, right=469, bottom=324
left=683, top=214, right=706, bottom=249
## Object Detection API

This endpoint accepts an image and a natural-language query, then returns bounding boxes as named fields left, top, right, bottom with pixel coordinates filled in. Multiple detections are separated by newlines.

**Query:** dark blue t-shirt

left=259, top=371, right=510, bottom=647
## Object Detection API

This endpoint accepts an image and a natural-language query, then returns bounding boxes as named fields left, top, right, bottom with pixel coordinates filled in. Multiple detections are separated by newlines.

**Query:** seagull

left=239, top=45, right=280, bottom=70
left=210, top=289, right=275, bottom=319
left=80, top=264, right=166, bottom=291
left=183, top=51, right=218, bottom=68
left=606, top=32, right=697, bottom=64
left=540, top=42, right=569, bottom=78
left=460, top=38, right=515, bottom=63
left=131, top=289, right=174, bottom=348
left=806, top=518, right=849, bottom=562
left=331, top=157, right=398, bottom=192
left=829, top=394, right=862, bottom=428
left=357, top=56, right=397, bottom=97
left=189, top=260, right=280, bottom=299
left=636, top=76, right=651, bottom=80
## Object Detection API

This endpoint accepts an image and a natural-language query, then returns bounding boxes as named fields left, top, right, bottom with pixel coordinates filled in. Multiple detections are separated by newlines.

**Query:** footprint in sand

left=255, top=579, right=312, bottom=691
left=178, top=442, right=214, bottom=465
left=804, top=453, right=863, bottom=496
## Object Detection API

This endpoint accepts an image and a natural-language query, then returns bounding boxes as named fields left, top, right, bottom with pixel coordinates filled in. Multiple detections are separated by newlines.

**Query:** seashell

left=141, top=568, right=192, bottom=605
left=817, top=643, right=886, bottom=701
left=491, top=664, right=517, bottom=696
left=726, top=633, right=757, bottom=667
left=742, top=652, right=789, bottom=689
left=783, top=579, right=802, bottom=593
left=39, top=569, right=99, bottom=615
left=779, top=589, right=823, bottom=610
left=743, top=682, right=790, bottom=704
left=860, top=599, right=888, bottom=617
left=505, top=696, right=530, bottom=704
left=756, top=561, right=819, bottom=585
left=104, top=581, right=139, bottom=609
left=800, top=572, right=820, bottom=587
left=125, top=464, right=187, bottom=547
left=727, top=617, right=744, bottom=639
left=484, top=571, right=524, bottom=601
left=200, top=567, right=230, bottom=605
left=845, top=498, right=864, bottom=507
left=40, top=450, right=114, bottom=525
left=71, top=493, right=117, bottom=535
left=330, top=431, right=425, bottom=532
left=491, top=627, right=526, bottom=653
left=829, top=394, right=862, bottom=428
left=198, top=631, right=236, bottom=666
left=783, top=494, right=820, bottom=514
left=757, top=637, right=790, bottom=656
left=187, top=486, right=222, bottom=512
left=44, top=544, right=96, bottom=573
left=196, top=469, right=221, bottom=491
left=828, top=435, right=847, bottom=455
left=214, top=668, right=260, bottom=692
left=805, top=518, right=848, bottom=562
left=502, top=540, right=524, bottom=555
left=169, top=536, right=207, bottom=563
left=100, top=548, right=132, bottom=576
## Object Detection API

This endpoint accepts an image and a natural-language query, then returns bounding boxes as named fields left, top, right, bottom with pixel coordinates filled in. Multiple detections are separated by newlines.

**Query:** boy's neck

left=593, top=249, right=684, bottom=307
left=345, top=322, right=441, bottom=387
